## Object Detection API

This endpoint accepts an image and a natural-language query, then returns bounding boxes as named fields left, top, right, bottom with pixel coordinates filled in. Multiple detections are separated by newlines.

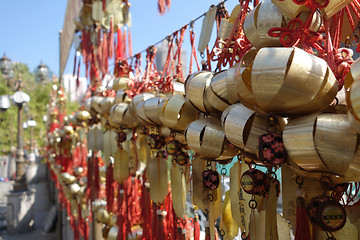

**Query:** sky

left=0, top=0, right=237, bottom=78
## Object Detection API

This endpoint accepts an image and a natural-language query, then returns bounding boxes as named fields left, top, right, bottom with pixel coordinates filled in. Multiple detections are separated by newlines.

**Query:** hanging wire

left=124, top=0, right=230, bottom=61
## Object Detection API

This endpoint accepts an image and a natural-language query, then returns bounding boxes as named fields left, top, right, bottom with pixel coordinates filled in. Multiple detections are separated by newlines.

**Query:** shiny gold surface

left=211, top=71, right=230, bottom=103
left=113, top=77, right=129, bottom=92
left=144, top=97, right=163, bottom=126
left=244, top=0, right=283, bottom=48
left=226, top=67, right=239, bottom=104
left=135, top=100, right=153, bottom=125
left=115, top=90, right=127, bottom=104
left=91, top=96, right=104, bottom=114
left=349, top=80, right=360, bottom=121
left=234, top=65, right=259, bottom=111
left=284, top=67, right=338, bottom=116
left=283, top=115, right=328, bottom=172
left=346, top=57, right=360, bottom=90
left=271, top=0, right=304, bottom=19
left=107, top=226, right=119, bottom=240
left=344, top=144, right=360, bottom=181
left=315, top=114, right=357, bottom=175
left=185, top=118, right=207, bottom=153
left=99, top=97, right=115, bottom=116
left=206, top=86, right=230, bottom=112
left=162, top=95, right=198, bottom=132
left=321, top=0, right=354, bottom=19
left=252, top=47, right=334, bottom=115
left=185, top=71, right=214, bottom=113
left=223, top=103, right=254, bottom=149
left=201, top=118, right=226, bottom=158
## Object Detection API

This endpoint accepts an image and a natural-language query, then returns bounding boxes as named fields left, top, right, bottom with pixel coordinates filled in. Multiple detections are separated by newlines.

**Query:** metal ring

left=170, top=131, right=176, bottom=138
left=207, top=193, right=214, bottom=202
left=295, top=176, right=304, bottom=186
left=249, top=199, right=257, bottom=209
left=200, top=52, right=205, bottom=58
left=241, top=232, right=248, bottom=240
left=219, top=229, right=225, bottom=236
left=221, top=168, right=227, bottom=176
left=176, top=218, right=181, bottom=224
left=320, top=176, right=333, bottom=190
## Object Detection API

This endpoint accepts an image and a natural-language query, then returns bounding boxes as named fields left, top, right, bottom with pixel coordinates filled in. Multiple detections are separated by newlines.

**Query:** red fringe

left=194, top=216, right=200, bottom=240
left=117, top=184, right=126, bottom=240
left=117, top=27, right=123, bottom=60
left=141, top=178, right=152, bottom=239
left=128, top=29, right=132, bottom=57
left=295, top=198, right=311, bottom=240
left=165, top=192, right=177, bottom=239
left=109, top=18, right=114, bottom=59
left=94, top=156, right=100, bottom=199
left=106, top=162, right=114, bottom=212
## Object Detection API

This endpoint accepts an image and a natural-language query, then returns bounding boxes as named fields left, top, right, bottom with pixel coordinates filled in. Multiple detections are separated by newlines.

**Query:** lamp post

left=12, top=82, right=30, bottom=190
left=0, top=54, right=34, bottom=234
left=35, top=62, right=48, bottom=82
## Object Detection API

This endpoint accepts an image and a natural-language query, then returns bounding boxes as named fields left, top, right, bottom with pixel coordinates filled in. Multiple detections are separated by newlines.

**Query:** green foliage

left=0, top=62, right=80, bottom=155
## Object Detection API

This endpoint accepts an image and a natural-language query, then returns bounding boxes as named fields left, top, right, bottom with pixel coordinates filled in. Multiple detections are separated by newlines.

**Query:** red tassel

left=123, top=28, right=127, bottom=59
left=117, top=27, right=123, bottom=60
left=194, top=215, right=200, bottom=240
left=295, top=197, right=311, bottom=240
left=165, top=192, right=177, bottom=239
left=205, top=227, right=210, bottom=240
left=106, top=163, right=114, bottom=212
left=128, top=29, right=132, bottom=57
left=102, top=0, right=106, bottom=12
left=103, top=32, right=109, bottom=74
left=94, top=156, right=100, bottom=199
left=156, top=211, right=166, bottom=240
left=109, top=18, right=114, bottom=59
left=141, top=177, right=152, bottom=240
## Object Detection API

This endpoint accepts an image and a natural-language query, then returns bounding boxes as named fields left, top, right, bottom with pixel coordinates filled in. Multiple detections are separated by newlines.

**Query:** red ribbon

left=268, top=18, right=325, bottom=54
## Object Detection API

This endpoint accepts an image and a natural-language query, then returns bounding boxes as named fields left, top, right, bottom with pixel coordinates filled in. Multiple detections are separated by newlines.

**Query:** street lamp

left=35, top=62, right=48, bottom=82
left=12, top=84, right=30, bottom=191
left=1, top=55, right=34, bottom=234
left=0, top=53, right=11, bottom=74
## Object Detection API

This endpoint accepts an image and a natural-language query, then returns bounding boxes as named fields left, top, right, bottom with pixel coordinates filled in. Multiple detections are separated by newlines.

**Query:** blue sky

left=0, top=0, right=237, bottom=77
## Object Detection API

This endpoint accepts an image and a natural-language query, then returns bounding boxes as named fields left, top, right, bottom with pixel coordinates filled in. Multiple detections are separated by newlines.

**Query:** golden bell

left=91, top=96, right=104, bottom=114
left=73, top=166, right=84, bottom=176
left=222, top=103, right=285, bottom=156
left=69, top=183, right=81, bottom=195
left=185, top=117, right=237, bottom=161
left=283, top=111, right=358, bottom=179
left=101, top=210, right=111, bottom=225
left=130, top=93, right=155, bottom=125
left=107, top=226, right=119, bottom=240
left=115, top=90, right=128, bottom=104
left=161, top=95, right=199, bottom=132
left=99, top=97, right=115, bottom=116
left=135, top=98, right=155, bottom=126
left=113, top=77, right=129, bottom=91
left=244, top=0, right=285, bottom=48
left=185, top=71, right=218, bottom=114
left=248, top=47, right=338, bottom=116
left=75, top=111, right=91, bottom=122
left=84, top=98, right=93, bottom=113
left=143, top=96, right=166, bottom=126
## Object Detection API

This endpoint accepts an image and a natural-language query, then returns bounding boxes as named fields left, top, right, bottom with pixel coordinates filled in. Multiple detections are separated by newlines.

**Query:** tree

left=0, top=62, right=78, bottom=155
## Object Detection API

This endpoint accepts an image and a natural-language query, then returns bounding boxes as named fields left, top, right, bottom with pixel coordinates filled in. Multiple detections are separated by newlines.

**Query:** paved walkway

left=0, top=162, right=56, bottom=240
